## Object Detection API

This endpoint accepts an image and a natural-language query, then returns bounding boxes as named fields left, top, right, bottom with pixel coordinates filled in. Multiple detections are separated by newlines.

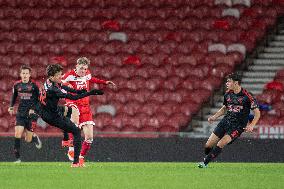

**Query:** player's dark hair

left=20, top=65, right=31, bottom=73
left=226, top=73, right=241, bottom=84
left=46, top=64, right=63, bottom=77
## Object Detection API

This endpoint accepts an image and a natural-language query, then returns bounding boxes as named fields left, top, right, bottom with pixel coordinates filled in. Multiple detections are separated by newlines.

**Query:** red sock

left=80, top=140, right=92, bottom=157
left=68, top=133, right=74, bottom=141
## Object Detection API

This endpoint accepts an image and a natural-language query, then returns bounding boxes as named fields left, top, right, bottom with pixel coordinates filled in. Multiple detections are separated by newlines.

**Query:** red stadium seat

left=94, top=113, right=113, bottom=130
left=118, top=113, right=141, bottom=129
left=121, top=101, right=140, bottom=116
left=0, top=117, right=9, bottom=131
left=162, top=76, right=181, bottom=91
left=213, top=19, right=230, bottom=30
left=258, top=115, right=279, bottom=125
left=139, top=104, right=157, bottom=116
left=145, top=77, right=162, bottom=91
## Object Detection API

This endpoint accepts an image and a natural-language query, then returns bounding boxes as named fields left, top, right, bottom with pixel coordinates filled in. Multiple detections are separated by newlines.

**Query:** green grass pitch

left=0, top=162, right=283, bottom=189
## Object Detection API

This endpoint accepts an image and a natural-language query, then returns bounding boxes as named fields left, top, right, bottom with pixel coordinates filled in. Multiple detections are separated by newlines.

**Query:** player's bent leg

left=24, top=130, right=33, bottom=142
left=78, top=124, right=93, bottom=166
left=61, top=117, right=82, bottom=165
left=82, top=124, right=93, bottom=157
left=15, top=126, right=24, bottom=138
left=198, top=133, right=220, bottom=168
left=216, top=134, right=232, bottom=148
left=65, top=106, right=80, bottom=160
left=68, top=106, right=79, bottom=144
left=61, top=106, right=70, bottom=147
left=68, top=124, right=93, bottom=164
left=62, top=106, right=77, bottom=147
left=70, top=107, right=79, bottom=125
left=83, top=124, right=93, bottom=143
left=61, top=121, right=82, bottom=167
left=14, top=126, right=24, bottom=162
left=71, top=127, right=82, bottom=165
left=203, top=135, right=232, bottom=166
left=68, top=106, right=79, bottom=145
left=25, top=131, right=42, bottom=149
left=205, top=133, right=220, bottom=155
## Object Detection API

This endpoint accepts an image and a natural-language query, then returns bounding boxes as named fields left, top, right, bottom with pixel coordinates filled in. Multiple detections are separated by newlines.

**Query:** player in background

left=8, top=65, right=42, bottom=163
left=198, top=73, right=260, bottom=168
left=61, top=57, right=115, bottom=164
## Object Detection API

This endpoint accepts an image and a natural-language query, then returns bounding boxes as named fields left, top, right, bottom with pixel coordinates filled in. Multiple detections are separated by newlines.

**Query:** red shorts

left=65, top=102, right=95, bottom=128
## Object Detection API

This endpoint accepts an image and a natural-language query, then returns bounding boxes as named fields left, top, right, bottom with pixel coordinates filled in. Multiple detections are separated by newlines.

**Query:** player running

left=61, top=57, right=115, bottom=164
left=8, top=65, right=42, bottom=163
left=198, top=73, right=261, bottom=168
left=31, top=64, right=104, bottom=167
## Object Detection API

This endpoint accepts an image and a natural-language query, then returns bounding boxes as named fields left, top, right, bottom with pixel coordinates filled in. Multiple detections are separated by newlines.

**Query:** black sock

left=204, top=146, right=222, bottom=165
left=204, top=147, right=212, bottom=155
left=63, top=131, right=69, bottom=141
left=31, top=135, right=37, bottom=143
left=14, top=138, right=21, bottom=159
left=72, top=129, right=81, bottom=164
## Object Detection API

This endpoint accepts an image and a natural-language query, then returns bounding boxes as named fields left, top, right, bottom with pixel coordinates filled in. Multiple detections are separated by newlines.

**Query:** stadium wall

left=0, top=137, right=283, bottom=162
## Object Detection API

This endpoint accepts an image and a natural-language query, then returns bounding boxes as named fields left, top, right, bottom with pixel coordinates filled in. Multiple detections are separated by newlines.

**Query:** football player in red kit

left=61, top=57, right=115, bottom=165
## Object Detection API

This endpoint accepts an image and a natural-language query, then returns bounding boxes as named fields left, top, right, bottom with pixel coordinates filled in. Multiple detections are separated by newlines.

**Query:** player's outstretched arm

left=61, top=85, right=87, bottom=94
left=55, top=87, right=104, bottom=100
left=90, top=77, right=116, bottom=88
left=208, top=105, right=226, bottom=124
left=89, top=77, right=107, bottom=84
left=65, top=89, right=104, bottom=100
left=106, top=81, right=116, bottom=87
left=244, top=108, right=260, bottom=132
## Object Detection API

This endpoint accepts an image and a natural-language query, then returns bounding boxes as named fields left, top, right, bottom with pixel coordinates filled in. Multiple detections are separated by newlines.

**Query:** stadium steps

left=249, top=65, right=284, bottom=71
left=258, top=53, right=284, bottom=58
left=192, top=23, right=284, bottom=134
left=243, top=27, right=284, bottom=94
left=264, top=47, right=284, bottom=52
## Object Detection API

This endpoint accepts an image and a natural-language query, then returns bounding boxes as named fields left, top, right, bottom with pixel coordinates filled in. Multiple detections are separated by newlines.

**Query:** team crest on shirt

left=227, top=97, right=232, bottom=102
left=27, top=85, right=32, bottom=91
left=237, top=97, right=243, bottom=104
left=76, top=80, right=87, bottom=89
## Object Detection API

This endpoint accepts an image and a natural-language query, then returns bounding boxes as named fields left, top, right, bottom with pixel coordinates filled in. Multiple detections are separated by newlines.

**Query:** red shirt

left=62, top=69, right=106, bottom=106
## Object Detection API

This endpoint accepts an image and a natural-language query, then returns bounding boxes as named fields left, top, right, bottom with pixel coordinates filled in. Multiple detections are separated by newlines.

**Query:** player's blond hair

left=77, top=57, right=90, bottom=66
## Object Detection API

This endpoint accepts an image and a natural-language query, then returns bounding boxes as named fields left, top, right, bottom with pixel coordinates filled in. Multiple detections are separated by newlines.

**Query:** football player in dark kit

left=31, top=64, right=104, bottom=167
left=8, top=65, right=42, bottom=163
left=198, top=73, right=261, bottom=168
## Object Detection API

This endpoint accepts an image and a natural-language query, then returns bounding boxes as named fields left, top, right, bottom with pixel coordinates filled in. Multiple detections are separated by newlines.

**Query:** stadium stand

left=0, top=0, right=284, bottom=137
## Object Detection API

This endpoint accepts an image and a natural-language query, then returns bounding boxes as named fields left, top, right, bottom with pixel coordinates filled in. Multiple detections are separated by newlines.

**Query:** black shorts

left=213, top=119, right=244, bottom=144
left=40, top=108, right=80, bottom=134
left=57, top=106, right=72, bottom=118
left=15, top=114, right=34, bottom=132
left=58, top=106, right=65, bottom=117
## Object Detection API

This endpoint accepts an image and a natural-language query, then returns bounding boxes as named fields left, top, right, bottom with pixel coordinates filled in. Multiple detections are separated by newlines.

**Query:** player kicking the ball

left=31, top=64, right=104, bottom=167
left=61, top=57, right=115, bottom=165
left=198, top=73, right=260, bottom=168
